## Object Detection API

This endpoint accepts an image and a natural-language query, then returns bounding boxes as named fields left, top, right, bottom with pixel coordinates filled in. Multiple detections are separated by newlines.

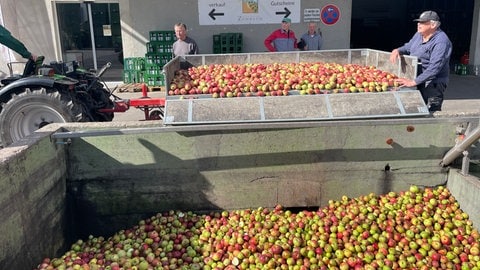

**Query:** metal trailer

left=161, top=49, right=430, bottom=125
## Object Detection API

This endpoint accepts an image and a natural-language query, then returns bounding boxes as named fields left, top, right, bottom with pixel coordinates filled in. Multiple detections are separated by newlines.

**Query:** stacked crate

left=144, top=31, right=176, bottom=87
left=122, top=30, right=176, bottom=87
left=213, top=33, right=243, bottom=54
left=122, top=57, right=145, bottom=84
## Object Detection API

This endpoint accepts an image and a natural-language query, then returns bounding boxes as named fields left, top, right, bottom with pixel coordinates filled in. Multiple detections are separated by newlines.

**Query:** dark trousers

left=418, top=82, right=447, bottom=112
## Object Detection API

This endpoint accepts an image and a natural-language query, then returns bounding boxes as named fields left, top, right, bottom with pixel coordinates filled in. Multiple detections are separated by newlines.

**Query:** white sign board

left=304, top=8, right=320, bottom=22
left=198, top=0, right=300, bottom=25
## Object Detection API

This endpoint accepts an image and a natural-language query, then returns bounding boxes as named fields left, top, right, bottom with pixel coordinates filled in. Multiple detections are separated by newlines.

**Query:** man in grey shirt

left=300, top=22, right=323, bottom=51
left=172, top=23, right=198, bottom=57
left=390, top=11, right=452, bottom=112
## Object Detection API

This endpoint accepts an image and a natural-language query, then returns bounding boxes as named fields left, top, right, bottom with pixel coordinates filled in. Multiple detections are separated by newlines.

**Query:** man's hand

left=395, top=78, right=416, bottom=88
left=389, top=49, right=400, bottom=64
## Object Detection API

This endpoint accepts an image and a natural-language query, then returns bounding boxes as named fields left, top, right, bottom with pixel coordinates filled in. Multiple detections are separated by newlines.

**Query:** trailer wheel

left=0, top=88, right=85, bottom=146
left=149, top=109, right=164, bottom=120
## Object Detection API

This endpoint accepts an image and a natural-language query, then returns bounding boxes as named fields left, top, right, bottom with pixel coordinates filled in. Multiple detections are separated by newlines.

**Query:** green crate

left=220, top=45, right=242, bottom=54
left=213, top=44, right=222, bottom=54
left=123, top=70, right=132, bottom=83
left=146, top=41, right=174, bottom=54
left=220, top=33, right=243, bottom=46
left=123, top=57, right=145, bottom=71
left=144, top=65, right=164, bottom=76
left=145, top=53, right=173, bottom=67
left=149, top=31, right=176, bottom=42
left=213, top=34, right=221, bottom=45
left=123, top=70, right=144, bottom=83
left=144, top=73, right=166, bottom=86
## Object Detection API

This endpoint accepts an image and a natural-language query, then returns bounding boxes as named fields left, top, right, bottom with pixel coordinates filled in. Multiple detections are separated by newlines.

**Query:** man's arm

left=264, top=31, right=277, bottom=52
left=0, top=25, right=32, bottom=59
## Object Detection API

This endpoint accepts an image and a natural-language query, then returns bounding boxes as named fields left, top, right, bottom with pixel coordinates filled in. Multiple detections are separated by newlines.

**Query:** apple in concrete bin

left=34, top=185, right=480, bottom=270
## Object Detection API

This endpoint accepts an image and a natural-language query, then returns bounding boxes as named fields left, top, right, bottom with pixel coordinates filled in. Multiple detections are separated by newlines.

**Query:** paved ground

left=442, top=74, right=480, bottom=112
left=107, top=73, right=480, bottom=122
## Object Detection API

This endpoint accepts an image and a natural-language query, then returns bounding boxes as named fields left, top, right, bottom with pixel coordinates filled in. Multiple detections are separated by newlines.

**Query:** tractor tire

left=0, top=88, right=86, bottom=147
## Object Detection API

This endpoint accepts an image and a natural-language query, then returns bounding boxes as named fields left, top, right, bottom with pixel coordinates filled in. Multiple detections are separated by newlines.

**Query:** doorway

left=56, top=2, right=123, bottom=81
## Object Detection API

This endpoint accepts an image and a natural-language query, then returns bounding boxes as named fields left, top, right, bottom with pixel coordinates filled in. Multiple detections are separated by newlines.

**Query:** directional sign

left=198, top=0, right=300, bottom=25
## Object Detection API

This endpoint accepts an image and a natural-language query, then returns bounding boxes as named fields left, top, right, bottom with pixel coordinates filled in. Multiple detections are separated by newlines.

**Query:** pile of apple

left=167, top=62, right=400, bottom=98
left=35, top=185, right=480, bottom=270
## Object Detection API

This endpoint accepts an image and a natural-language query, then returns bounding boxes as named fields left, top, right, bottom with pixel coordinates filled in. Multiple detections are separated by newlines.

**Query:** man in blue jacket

left=390, top=11, right=452, bottom=112
left=264, top=18, right=297, bottom=52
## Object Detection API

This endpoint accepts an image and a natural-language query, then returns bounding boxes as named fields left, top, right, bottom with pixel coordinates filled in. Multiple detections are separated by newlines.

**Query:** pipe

left=440, top=125, right=480, bottom=167
left=86, top=2, right=98, bottom=70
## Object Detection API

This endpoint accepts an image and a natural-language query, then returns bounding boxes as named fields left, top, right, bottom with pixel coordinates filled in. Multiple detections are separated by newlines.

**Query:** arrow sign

left=275, top=7, right=291, bottom=18
left=209, top=9, right=224, bottom=20
left=198, top=1, right=300, bottom=25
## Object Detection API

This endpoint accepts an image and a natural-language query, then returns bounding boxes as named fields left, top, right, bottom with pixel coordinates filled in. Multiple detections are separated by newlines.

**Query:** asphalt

left=442, top=74, right=480, bottom=112
left=107, top=73, right=480, bottom=122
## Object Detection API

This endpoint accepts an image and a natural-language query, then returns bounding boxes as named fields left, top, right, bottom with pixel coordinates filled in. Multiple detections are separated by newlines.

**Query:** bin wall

left=62, top=118, right=478, bottom=238
left=0, top=118, right=479, bottom=269
left=0, top=133, right=68, bottom=270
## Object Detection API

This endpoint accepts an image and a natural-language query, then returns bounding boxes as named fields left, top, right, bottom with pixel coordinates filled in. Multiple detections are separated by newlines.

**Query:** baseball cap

left=282, top=17, right=291, bottom=23
left=413, top=11, right=440, bottom=22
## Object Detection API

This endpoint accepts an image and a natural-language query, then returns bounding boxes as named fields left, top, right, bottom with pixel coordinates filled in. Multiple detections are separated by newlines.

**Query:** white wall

left=120, top=0, right=352, bottom=58
left=0, top=0, right=56, bottom=77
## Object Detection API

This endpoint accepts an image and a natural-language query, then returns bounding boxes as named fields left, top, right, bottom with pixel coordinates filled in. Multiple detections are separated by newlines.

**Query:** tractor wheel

left=0, top=88, right=85, bottom=147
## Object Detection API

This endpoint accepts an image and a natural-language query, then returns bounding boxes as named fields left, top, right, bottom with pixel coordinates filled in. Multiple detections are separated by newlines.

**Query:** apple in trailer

left=167, top=62, right=400, bottom=97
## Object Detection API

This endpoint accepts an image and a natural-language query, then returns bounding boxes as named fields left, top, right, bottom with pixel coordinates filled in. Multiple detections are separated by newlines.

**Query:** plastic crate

left=123, top=70, right=144, bottom=83
left=123, top=70, right=132, bottom=83
left=149, top=31, right=176, bottom=42
left=213, top=34, right=221, bottom=45
left=214, top=33, right=243, bottom=53
left=144, top=73, right=166, bottom=86
left=145, top=53, right=173, bottom=67
left=220, top=45, right=242, bottom=54
left=220, top=33, right=243, bottom=46
left=213, top=44, right=222, bottom=54
left=144, top=64, right=163, bottom=76
left=146, top=41, right=174, bottom=54
left=123, top=57, right=145, bottom=71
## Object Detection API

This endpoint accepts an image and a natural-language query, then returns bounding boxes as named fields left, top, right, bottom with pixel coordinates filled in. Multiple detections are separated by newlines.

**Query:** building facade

left=0, top=0, right=478, bottom=81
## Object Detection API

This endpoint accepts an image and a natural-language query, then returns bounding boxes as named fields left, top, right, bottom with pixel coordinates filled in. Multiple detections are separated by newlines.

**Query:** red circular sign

left=321, top=4, right=340, bottom=25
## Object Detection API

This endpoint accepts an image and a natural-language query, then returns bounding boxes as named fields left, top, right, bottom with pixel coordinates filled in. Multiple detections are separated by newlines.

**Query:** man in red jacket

left=264, top=17, right=297, bottom=52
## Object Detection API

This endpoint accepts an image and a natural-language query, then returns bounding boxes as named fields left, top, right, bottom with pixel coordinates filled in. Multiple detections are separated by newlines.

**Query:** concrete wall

left=0, top=130, right=68, bottom=270
left=0, top=117, right=479, bottom=269
left=447, top=168, right=480, bottom=230
left=470, top=0, right=480, bottom=66
left=58, top=117, right=479, bottom=239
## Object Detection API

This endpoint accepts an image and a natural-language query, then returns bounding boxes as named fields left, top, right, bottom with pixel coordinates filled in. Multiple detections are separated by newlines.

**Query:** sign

left=303, top=8, right=320, bottom=22
left=198, top=0, right=300, bottom=25
left=321, top=4, right=340, bottom=25
left=102, top=25, right=112, bottom=36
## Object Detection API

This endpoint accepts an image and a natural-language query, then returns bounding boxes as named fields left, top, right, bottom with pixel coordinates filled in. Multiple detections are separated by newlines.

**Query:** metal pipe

left=440, top=125, right=480, bottom=167
left=86, top=2, right=98, bottom=70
